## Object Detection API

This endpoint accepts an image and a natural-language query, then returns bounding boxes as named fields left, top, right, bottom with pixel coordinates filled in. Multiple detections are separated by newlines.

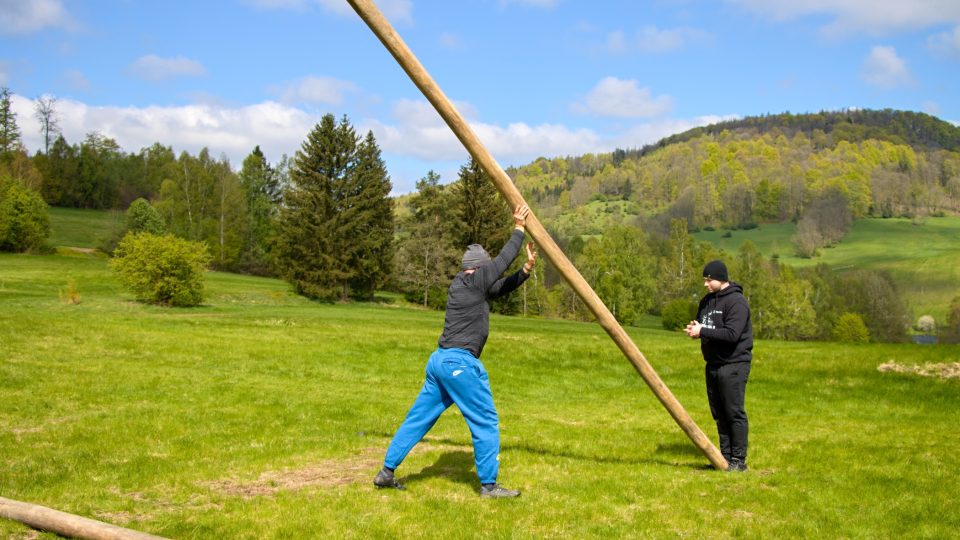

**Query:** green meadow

left=1, top=209, right=958, bottom=538
left=694, top=217, right=960, bottom=322
left=46, top=207, right=123, bottom=250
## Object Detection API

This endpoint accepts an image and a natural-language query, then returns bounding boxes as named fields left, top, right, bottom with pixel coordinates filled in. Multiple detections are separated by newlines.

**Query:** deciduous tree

left=33, top=95, right=60, bottom=154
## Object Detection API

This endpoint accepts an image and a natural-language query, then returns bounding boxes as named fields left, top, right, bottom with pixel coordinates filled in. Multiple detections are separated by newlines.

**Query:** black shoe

left=480, top=483, right=520, bottom=498
left=726, top=459, right=748, bottom=472
left=373, top=468, right=405, bottom=490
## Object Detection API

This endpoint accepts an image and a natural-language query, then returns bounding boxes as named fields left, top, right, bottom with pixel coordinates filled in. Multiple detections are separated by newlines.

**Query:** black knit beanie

left=702, top=260, right=729, bottom=282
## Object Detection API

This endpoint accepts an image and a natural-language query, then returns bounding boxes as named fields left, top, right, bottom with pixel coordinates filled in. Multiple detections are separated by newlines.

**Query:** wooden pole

left=0, top=496, right=168, bottom=540
left=346, top=0, right=728, bottom=471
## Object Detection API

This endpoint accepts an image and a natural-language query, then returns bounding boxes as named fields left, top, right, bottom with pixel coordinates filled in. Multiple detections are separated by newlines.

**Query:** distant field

left=47, top=206, right=120, bottom=249
left=1, top=252, right=958, bottom=538
left=44, top=207, right=960, bottom=322
left=695, top=217, right=960, bottom=322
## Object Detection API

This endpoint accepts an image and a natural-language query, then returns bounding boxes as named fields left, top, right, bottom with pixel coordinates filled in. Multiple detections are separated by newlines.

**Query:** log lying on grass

left=346, top=0, right=728, bottom=471
left=0, top=496, right=168, bottom=540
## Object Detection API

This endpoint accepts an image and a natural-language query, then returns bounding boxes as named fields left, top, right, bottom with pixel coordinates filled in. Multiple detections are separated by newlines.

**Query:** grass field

left=694, top=217, right=960, bottom=322
left=46, top=207, right=122, bottom=249
left=2, top=249, right=959, bottom=538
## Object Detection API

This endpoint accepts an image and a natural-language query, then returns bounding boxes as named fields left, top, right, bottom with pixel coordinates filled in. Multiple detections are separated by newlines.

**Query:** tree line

left=1, top=86, right=953, bottom=341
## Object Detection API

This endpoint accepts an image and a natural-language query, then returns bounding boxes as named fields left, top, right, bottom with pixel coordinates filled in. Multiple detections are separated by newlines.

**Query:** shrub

left=126, top=198, right=166, bottom=235
left=110, top=232, right=212, bottom=307
left=101, top=199, right=166, bottom=255
left=661, top=298, right=697, bottom=331
left=831, top=312, right=870, bottom=343
left=0, top=179, right=50, bottom=253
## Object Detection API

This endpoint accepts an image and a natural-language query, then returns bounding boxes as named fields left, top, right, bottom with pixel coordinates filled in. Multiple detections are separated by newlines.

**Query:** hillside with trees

left=510, top=110, right=960, bottom=245
left=2, top=82, right=958, bottom=342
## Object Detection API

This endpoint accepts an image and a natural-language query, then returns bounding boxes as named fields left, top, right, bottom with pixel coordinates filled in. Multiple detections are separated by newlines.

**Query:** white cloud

left=861, top=45, right=912, bottom=88
left=728, top=0, right=960, bottom=36
left=928, top=25, right=960, bottom=59
left=576, top=77, right=674, bottom=118
left=0, top=0, right=73, bottom=35
left=128, top=55, right=206, bottom=82
left=606, top=25, right=711, bottom=54
left=270, top=76, right=359, bottom=106
left=12, top=94, right=315, bottom=167
left=0, top=61, right=9, bottom=85
left=10, top=91, right=729, bottom=195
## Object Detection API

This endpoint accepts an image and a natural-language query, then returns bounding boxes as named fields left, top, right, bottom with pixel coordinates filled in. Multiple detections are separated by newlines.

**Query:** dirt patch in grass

left=94, top=490, right=223, bottom=525
left=204, top=442, right=471, bottom=498
left=877, top=360, right=960, bottom=379
left=205, top=448, right=384, bottom=498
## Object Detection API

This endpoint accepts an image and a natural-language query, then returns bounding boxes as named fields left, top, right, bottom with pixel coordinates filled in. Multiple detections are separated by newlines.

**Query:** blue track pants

left=384, top=347, right=501, bottom=484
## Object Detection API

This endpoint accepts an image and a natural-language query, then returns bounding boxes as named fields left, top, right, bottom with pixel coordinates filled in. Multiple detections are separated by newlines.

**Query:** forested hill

left=627, top=109, right=960, bottom=159
left=507, top=109, right=960, bottom=241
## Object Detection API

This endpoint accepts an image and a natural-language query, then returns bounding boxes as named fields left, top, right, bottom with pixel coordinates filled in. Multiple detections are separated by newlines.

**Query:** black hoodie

left=696, top=281, right=753, bottom=366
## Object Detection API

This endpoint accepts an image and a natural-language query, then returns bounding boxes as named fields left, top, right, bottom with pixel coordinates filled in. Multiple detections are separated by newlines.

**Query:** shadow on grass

left=400, top=450, right=477, bottom=490
left=365, top=433, right=717, bottom=474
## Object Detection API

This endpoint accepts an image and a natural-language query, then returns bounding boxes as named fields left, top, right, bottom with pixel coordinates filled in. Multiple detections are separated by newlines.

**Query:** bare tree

left=34, top=95, right=61, bottom=153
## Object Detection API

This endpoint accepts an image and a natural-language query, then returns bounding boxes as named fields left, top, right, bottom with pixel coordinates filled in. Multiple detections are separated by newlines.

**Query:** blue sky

left=2, top=0, right=959, bottom=194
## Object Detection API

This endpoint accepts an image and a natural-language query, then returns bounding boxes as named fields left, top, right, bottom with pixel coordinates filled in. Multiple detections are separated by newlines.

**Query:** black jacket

left=696, top=282, right=752, bottom=366
left=438, top=229, right=528, bottom=358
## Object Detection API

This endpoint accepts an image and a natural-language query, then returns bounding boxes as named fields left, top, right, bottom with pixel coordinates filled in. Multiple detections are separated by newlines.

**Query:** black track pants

left=705, top=362, right=750, bottom=462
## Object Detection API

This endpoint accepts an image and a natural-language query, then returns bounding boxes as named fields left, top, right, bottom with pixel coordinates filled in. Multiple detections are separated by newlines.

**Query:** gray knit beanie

left=461, top=244, right=491, bottom=270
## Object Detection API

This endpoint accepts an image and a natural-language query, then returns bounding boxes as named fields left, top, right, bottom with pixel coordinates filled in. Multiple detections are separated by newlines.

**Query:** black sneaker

left=726, top=459, right=748, bottom=472
left=480, top=484, right=520, bottom=498
left=373, top=468, right=405, bottom=490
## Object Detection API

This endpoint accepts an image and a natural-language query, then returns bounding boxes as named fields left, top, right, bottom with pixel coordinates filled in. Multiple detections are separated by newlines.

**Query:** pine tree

left=277, top=114, right=366, bottom=301
left=0, top=87, right=23, bottom=160
left=451, top=157, right=520, bottom=312
left=346, top=131, right=394, bottom=299
left=238, top=146, right=281, bottom=275
left=451, top=157, right=511, bottom=251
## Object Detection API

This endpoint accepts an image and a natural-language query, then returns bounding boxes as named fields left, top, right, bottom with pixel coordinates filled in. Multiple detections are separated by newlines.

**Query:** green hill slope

left=47, top=207, right=119, bottom=249
left=694, top=217, right=960, bottom=322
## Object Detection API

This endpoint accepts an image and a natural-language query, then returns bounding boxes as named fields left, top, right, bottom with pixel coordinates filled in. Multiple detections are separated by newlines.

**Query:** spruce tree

left=346, top=131, right=394, bottom=299
left=451, top=157, right=512, bottom=252
left=0, top=87, right=22, bottom=159
left=451, top=157, right=517, bottom=313
left=238, top=146, right=281, bottom=275
left=277, top=114, right=368, bottom=300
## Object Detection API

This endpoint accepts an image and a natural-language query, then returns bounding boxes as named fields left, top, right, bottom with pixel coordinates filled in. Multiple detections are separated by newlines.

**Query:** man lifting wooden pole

left=346, top=0, right=728, bottom=471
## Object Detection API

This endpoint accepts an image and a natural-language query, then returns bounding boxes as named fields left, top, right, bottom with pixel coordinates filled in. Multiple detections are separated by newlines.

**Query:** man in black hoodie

left=685, top=260, right=752, bottom=472
left=373, top=204, right=537, bottom=497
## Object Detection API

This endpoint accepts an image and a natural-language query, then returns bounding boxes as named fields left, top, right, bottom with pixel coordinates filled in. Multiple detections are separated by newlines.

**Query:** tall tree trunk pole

left=0, top=496, right=168, bottom=540
left=346, top=0, right=727, bottom=471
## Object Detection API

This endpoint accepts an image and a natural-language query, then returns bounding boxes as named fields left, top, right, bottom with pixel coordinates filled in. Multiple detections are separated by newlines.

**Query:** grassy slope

left=47, top=207, right=122, bottom=249
left=43, top=207, right=960, bottom=320
left=695, top=217, right=960, bottom=322
left=1, top=252, right=958, bottom=538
